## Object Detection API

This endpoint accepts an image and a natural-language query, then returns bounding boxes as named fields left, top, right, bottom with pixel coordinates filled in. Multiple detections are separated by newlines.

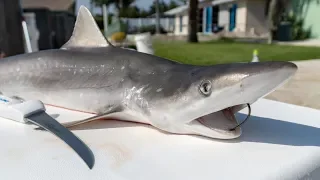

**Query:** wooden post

left=0, top=0, right=24, bottom=56
left=155, top=0, right=161, bottom=35
left=0, top=0, right=8, bottom=55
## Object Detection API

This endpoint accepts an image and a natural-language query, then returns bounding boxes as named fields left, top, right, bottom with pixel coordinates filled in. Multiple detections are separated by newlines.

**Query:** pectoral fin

left=36, top=105, right=124, bottom=130
left=62, top=114, right=110, bottom=128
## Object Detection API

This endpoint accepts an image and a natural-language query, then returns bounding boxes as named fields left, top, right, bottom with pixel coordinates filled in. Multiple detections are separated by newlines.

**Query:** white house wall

left=218, top=4, right=230, bottom=30
left=174, top=15, right=189, bottom=35
left=235, top=0, right=247, bottom=33
left=218, top=0, right=247, bottom=33
left=245, top=0, right=269, bottom=36
left=171, top=0, right=269, bottom=36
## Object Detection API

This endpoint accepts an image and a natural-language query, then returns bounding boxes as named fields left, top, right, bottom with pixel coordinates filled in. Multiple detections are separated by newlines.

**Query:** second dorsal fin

left=61, top=6, right=112, bottom=49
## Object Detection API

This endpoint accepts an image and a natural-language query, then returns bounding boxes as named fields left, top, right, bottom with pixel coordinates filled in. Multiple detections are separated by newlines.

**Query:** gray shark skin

left=0, top=6, right=297, bottom=139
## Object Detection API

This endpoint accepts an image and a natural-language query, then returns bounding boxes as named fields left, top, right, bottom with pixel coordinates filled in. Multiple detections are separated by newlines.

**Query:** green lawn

left=153, top=40, right=320, bottom=65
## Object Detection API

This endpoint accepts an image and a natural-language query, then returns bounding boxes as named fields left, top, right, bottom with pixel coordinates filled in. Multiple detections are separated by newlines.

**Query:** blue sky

left=134, top=0, right=168, bottom=9
left=76, top=0, right=174, bottom=14
left=133, top=0, right=179, bottom=9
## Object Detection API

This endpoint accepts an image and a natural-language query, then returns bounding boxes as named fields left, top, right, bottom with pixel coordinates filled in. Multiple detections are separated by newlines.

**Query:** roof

left=20, top=0, right=75, bottom=11
left=161, top=0, right=237, bottom=16
left=212, top=0, right=236, bottom=6
left=163, top=5, right=188, bottom=16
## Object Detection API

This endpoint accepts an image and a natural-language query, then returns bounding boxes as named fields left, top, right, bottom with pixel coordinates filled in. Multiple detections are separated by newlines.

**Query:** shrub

left=111, top=32, right=127, bottom=42
left=284, top=12, right=311, bottom=40
left=94, top=15, right=113, bottom=30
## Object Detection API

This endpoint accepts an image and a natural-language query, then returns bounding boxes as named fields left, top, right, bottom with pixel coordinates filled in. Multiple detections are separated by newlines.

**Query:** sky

left=134, top=0, right=168, bottom=10
left=76, top=0, right=174, bottom=14
left=134, top=0, right=178, bottom=9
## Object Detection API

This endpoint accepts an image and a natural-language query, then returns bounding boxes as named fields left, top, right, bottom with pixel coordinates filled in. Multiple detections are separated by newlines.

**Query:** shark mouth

left=190, top=104, right=251, bottom=138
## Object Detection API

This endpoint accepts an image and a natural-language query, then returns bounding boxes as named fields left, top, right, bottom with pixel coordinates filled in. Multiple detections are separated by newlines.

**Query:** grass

left=153, top=39, right=320, bottom=65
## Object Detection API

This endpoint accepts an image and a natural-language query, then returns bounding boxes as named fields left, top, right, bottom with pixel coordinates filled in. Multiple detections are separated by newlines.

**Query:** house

left=20, top=0, right=76, bottom=14
left=166, top=0, right=270, bottom=37
left=290, top=0, right=320, bottom=39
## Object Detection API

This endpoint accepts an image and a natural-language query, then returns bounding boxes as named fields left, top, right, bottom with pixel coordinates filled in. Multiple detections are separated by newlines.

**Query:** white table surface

left=0, top=98, right=320, bottom=180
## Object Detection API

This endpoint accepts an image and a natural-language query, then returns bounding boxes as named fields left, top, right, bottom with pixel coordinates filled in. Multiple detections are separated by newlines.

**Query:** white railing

left=121, top=17, right=175, bottom=33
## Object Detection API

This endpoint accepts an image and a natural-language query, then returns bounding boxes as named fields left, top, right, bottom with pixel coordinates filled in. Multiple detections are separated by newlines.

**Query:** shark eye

left=199, top=80, right=212, bottom=96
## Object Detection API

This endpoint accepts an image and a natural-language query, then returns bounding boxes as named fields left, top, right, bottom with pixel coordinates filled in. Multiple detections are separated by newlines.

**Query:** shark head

left=142, top=61, right=297, bottom=139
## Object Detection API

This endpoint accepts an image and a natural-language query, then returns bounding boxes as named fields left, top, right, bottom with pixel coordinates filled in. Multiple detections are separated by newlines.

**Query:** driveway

left=276, top=39, right=320, bottom=47
left=265, top=59, right=320, bottom=110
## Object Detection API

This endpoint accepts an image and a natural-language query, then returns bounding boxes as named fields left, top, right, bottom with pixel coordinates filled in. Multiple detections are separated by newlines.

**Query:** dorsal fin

left=61, top=6, right=112, bottom=49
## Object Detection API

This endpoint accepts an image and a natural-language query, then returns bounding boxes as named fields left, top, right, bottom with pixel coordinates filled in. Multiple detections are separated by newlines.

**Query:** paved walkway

left=265, top=59, right=320, bottom=110
left=276, top=39, right=320, bottom=47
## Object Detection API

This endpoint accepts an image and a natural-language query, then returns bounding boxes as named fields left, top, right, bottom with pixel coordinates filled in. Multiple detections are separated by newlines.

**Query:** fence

left=121, top=17, right=175, bottom=33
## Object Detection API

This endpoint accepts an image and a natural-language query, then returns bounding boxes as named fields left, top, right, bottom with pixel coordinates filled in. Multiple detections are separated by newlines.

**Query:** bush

left=111, top=32, right=127, bottom=42
left=127, top=45, right=137, bottom=50
left=284, top=12, right=311, bottom=40
left=94, top=15, right=113, bottom=30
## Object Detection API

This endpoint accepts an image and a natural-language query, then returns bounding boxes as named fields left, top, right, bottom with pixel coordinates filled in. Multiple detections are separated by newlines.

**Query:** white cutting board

left=0, top=98, right=320, bottom=180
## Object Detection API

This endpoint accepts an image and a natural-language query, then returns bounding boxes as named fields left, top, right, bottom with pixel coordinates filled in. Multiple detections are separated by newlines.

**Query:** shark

left=0, top=6, right=297, bottom=140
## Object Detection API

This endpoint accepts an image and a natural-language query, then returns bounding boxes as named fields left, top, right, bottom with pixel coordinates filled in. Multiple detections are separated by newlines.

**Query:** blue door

left=179, top=16, right=183, bottom=32
left=229, top=4, right=237, bottom=31
left=205, top=7, right=212, bottom=33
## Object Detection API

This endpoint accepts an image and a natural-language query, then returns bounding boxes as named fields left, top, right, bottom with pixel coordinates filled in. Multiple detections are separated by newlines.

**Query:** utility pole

left=102, top=4, right=108, bottom=35
left=155, top=0, right=161, bottom=35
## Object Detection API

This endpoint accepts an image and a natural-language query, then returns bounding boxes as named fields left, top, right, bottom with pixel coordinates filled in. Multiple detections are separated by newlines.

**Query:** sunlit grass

left=153, top=40, right=320, bottom=65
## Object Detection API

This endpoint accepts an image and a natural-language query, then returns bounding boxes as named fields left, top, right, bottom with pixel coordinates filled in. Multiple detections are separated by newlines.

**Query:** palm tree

left=178, top=0, right=188, bottom=5
left=90, top=0, right=113, bottom=16
left=91, top=0, right=135, bottom=19
left=188, top=0, right=198, bottom=43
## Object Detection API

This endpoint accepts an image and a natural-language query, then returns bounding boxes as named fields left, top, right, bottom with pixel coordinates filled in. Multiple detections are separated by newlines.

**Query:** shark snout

left=249, top=61, right=297, bottom=75
left=239, top=61, right=297, bottom=103
left=228, top=61, right=297, bottom=77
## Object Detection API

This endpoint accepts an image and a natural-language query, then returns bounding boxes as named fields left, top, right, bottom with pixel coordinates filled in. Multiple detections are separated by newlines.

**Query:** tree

left=266, top=0, right=290, bottom=44
left=178, top=0, right=188, bottom=5
left=119, top=5, right=141, bottom=18
left=91, top=0, right=113, bottom=11
left=114, top=0, right=135, bottom=12
left=266, top=0, right=277, bottom=44
left=168, top=0, right=179, bottom=9
left=91, top=0, right=113, bottom=7
left=139, top=9, right=150, bottom=17
left=188, top=0, right=198, bottom=43
left=149, top=0, right=170, bottom=15
left=91, top=0, right=135, bottom=19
